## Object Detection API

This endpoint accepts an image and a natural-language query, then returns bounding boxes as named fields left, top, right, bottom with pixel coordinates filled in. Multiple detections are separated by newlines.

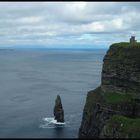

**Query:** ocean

left=0, top=48, right=107, bottom=138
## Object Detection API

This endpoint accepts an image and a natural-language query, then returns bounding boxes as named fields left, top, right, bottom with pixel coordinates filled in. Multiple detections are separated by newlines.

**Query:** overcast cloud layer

left=0, top=2, right=140, bottom=48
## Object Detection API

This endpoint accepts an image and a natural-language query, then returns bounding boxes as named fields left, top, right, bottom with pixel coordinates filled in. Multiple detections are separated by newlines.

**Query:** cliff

left=79, top=42, right=140, bottom=138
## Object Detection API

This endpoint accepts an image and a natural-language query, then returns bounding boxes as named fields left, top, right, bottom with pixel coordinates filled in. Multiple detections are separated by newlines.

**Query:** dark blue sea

left=0, top=48, right=107, bottom=138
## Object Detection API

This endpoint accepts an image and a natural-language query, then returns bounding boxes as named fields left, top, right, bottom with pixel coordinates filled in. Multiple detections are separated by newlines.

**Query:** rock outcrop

left=54, top=95, right=64, bottom=122
left=79, top=42, right=140, bottom=138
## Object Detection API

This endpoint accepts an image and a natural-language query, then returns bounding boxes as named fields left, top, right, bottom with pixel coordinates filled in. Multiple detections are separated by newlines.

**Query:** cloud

left=0, top=2, right=140, bottom=48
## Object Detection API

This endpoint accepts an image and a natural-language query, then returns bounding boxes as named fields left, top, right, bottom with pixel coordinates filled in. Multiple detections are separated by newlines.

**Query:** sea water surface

left=0, top=48, right=107, bottom=138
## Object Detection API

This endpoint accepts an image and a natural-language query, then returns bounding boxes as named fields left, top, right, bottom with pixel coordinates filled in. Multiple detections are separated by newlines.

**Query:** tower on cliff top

left=130, top=36, right=137, bottom=44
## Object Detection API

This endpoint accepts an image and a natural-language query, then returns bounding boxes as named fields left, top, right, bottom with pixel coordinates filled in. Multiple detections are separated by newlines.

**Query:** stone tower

left=130, top=36, right=137, bottom=44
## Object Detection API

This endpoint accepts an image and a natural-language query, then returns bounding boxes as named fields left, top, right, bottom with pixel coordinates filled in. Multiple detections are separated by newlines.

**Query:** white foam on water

left=44, top=117, right=65, bottom=125
left=40, top=117, right=66, bottom=129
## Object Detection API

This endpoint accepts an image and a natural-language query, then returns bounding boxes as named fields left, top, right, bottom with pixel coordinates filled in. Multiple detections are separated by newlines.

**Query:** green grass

left=111, top=42, right=140, bottom=48
left=108, top=115, right=140, bottom=138
left=104, top=91, right=132, bottom=104
left=107, top=42, right=140, bottom=61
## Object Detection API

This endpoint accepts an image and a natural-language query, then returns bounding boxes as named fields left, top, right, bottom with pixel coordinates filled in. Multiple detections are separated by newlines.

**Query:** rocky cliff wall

left=79, top=42, right=140, bottom=138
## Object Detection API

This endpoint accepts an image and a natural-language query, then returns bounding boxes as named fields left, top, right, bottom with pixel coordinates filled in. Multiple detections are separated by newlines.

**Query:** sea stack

left=54, top=95, right=64, bottom=122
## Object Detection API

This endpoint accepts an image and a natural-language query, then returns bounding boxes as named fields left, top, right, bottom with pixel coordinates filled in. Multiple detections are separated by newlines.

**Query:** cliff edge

left=79, top=42, right=140, bottom=138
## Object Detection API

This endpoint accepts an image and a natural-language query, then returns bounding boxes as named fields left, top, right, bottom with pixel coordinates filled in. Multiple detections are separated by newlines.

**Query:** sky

left=0, top=2, right=140, bottom=49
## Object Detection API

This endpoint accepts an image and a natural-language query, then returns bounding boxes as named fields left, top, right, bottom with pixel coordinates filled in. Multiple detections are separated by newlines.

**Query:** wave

left=43, top=117, right=66, bottom=125
left=39, top=113, right=81, bottom=129
left=40, top=117, right=66, bottom=129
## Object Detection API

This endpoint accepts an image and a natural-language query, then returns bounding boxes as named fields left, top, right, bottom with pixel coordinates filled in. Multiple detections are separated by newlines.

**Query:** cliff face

left=102, top=43, right=140, bottom=98
left=79, top=42, right=140, bottom=138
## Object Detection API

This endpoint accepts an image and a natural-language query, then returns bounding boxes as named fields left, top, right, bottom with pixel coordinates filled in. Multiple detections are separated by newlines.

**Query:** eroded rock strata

left=79, top=42, right=140, bottom=138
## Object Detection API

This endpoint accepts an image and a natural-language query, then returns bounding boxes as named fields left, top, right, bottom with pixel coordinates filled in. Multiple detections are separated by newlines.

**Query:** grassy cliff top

left=111, top=42, right=140, bottom=48
left=104, top=41, right=140, bottom=62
